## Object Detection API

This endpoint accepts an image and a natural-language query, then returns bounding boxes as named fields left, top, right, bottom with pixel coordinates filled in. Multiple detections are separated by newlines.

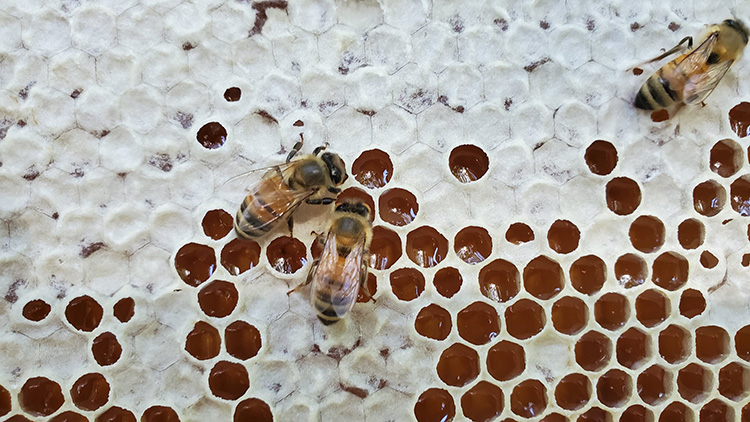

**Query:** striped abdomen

left=634, top=69, right=683, bottom=110
left=234, top=174, right=302, bottom=238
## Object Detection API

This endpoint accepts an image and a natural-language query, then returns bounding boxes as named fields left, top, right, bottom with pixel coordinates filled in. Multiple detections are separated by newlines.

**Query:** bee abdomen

left=234, top=196, right=274, bottom=238
left=635, top=75, right=679, bottom=110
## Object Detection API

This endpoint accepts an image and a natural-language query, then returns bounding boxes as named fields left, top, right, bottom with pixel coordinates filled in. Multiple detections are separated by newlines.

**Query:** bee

left=634, top=19, right=748, bottom=112
left=290, top=199, right=374, bottom=325
left=234, top=138, right=348, bottom=238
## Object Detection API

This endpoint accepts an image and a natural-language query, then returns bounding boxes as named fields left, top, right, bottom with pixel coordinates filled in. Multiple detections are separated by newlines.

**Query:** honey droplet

left=659, top=324, right=689, bottom=364
left=22, top=299, right=51, bottom=321
left=554, top=373, right=591, bottom=410
left=369, top=226, right=402, bottom=270
left=266, top=236, right=307, bottom=274
left=606, top=177, right=641, bottom=215
left=436, top=343, right=480, bottom=387
left=635, top=289, right=669, bottom=328
left=461, top=381, right=503, bottom=422
left=693, top=180, right=726, bottom=216
left=433, top=267, right=462, bottom=298
left=738, top=325, right=750, bottom=361
left=457, top=301, right=500, bottom=345
left=621, top=405, right=653, bottom=422
left=677, top=363, right=710, bottom=403
left=547, top=220, right=580, bottom=254
left=505, top=299, right=545, bottom=340
left=615, top=253, right=647, bottom=288
left=523, top=255, right=564, bottom=300
left=196, top=122, right=227, bottom=149
left=700, top=250, right=719, bottom=269
left=585, top=140, right=618, bottom=176
left=710, top=138, right=744, bottom=177
left=695, top=325, right=730, bottom=364
left=379, top=188, right=419, bottom=226
left=390, top=268, right=425, bottom=301
left=92, top=332, right=122, bottom=366
left=224, top=87, right=241, bottom=102
left=174, top=242, right=216, bottom=287
left=209, top=361, right=249, bottom=401
left=510, top=379, right=547, bottom=418
left=449, top=144, right=489, bottom=183
left=414, top=388, right=455, bottom=422
left=0, top=384, right=10, bottom=416
left=486, top=341, right=525, bottom=382
left=729, top=101, right=750, bottom=138
left=575, top=331, right=612, bottom=371
left=415, top=304, right=452, bottom=341
left=551, top=296, right=587, bottom=335
left=700, top=399, right=731, bottom=422
left=596, top=368, right=632, bottom=407
left=679, top=288, right=706, bottom=319
left=50, top=411, right=88, bottom=422
left=637, top=365, right=669, bottom=405
left=19, top=377, right=64, bottom=416
left=352, top=149, right=393, bottom=189
left=479, top=259, right=520, bottom=303
left=677, top=218, right=704, bottom=249
left=454, top=226, right=492, bottom=264
left=629, top=215, right=665, bottom=253
left=202, top=209, right=234, bottom=240
left=660, top=402, right=691, bottom=422
left=65, top=295, right=103, bottom=332
left=96, top=406, right=136, bottom=422
left=505, top=222, right=534, bottom=244
left=616, top=327, right=649, bottom=369
left=185, top=321, right=221, bottom=360
left=718, top=362, right=747, bottom=401
left=113, top=297, right=135, bottom=323
left=234, top=398, right=273, bottom=422
left=594, top=292, right=629, bottom=331
left=221, top=238, right=261, bottom=276
left=570, top=255, right=606, bottom=295
left=406, top=226, right=448, bottom=268
left=652, top=252, right=688, bottom=291
left=71, top=373, right=109, bottom=411
left=731, top=175, right=750, bottom=215
left=336, top=187, right=376, bottom=222
left=650, top=109, right=670, bottom=122
left=225, top=321, right=262, bottom=360
left=356, top=272, right=378, bottom=303
left=198, top=280, right=239, bottom=318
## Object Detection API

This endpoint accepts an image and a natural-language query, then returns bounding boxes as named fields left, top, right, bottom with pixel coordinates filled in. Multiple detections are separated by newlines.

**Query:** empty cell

left=616, top=327, right=650, bottom=369
left=390, top=268, right=425, bottom=301
left=718, top=362, right=749, bottom=401
left=606, top=177, right=641, bottom=215
left=369, top=226, right=402, bottom=270
left=510, top=379, right=547, bottom=418
left=575, top=331, right=612, bottom=371
left=457, top=301, right=500, bottom=345
left=454, top=226, right=492, bottom=264
left=594, top=293, right=629, bottom=331
left=710, top=139, right=744, bottom=177
left=414, top=304, right=452, bottom=341
left=629, top=215, right=665, bottom=253
left=352, top=149, right=393, bottom=189
left=570, top=255, right=606, bottom=295
left=585, top=140, right=618, bottom=176
left=506, top=222, right=535, bottom=244
left=436, top=343, right=479, bottom=387
left=505, top=299, right=545, bottom=340
left=547, top=219, right=580, bottom=254
left=554, top=373, right=591, bottom=410
left=659, top=325, right=690, bottom=364
left=460, top=381, right=504, bottom=422
left=695, top=325, right=730, bottom=364
left=677, top=219, right=705, bottom=249
left=414, top=388, right=455, bottom=422
left=652, top=252, right=689, bottom=291
left=615, top=253, right=648, bottom=289
left=523, top=256, right=564, bottom=300
left=486, top=341, right=525, bottom=382
left=449, top=145, right=489, bottom=183
left=406, top=226, right=447, bottom=268
left=198, top=280, right=239, bottom=318
left=208, top=361, right=249, bottom=401
left=184, top=321, right=220, bottom=361
left=479, top=259, right=520, bottom=303
left=551, top=296, right=588, bottom=335
left=596, top=369, right=632, bottom=408
left=693, top=180, right=726, bottom=217
left=635, top=289, right=670, bottom=328
left=637, top=365, right=670, bottom=405
left=677, top=363, right=711, bottom=403
left=433, top=267, right=463, bottom=298
left=266, top=236, right=307, bottom=274
left=731, top=175, right=750, bottom=216
left=679, top=289, right=706, bottom=319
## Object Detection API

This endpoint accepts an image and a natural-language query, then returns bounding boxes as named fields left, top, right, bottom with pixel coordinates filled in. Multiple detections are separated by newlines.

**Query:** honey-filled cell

left=578, top=407, right=611, bottom=422
left=616, top=327, right=650, bottom=369
left=220, top=238, right=261, bottom=276
left=541, top=413, right=567, bottom=422
left=415, top=304, right=452, bottom=341
left=621, top=405, right=653, bottom=422
left=174, top=242, right=216, bottom=287
left=478, top=259, right=520, bottom=303
left=718, top=362, right=748, bottom=401
left=352, top=149, right=393, bottom=189
left=635, top=289, right=669, bottom=328
left=449, top=144, right=489, bottom=183
left=369, top=226, right=402, bottom=270
left=509, top=379, right=547, bottom=418
left=700, top=250, right=719, bottom=269
left=523, top=255, right=564, bottom=300
left=629, top=215, right=665, bottom=253
left=202, top=209, right=234, bottom=240
left=506, top=222, right=535, bottom=245
left=731, top=175, right=750, bottom=216
left=457, top=301, right=500, bottom=345
left=5, top=415, right=33, bottom=422
left=700, top=399, right=733, bottom=422
left=142, top=406, right=180, bottom=422
left=379, top=188, right=419, bottom=226
left=113, top=297, right=135, bottom=323
left=356, top=272, right=378, bottom=303
left=414, top=388, right=455, bottom=422
left=594, top=293, right=629, bottom=331
left=692, top=180, right=726, bottom=217
left=659, top=402, right=692, bottom=422
left=575, top=331, right=612, bottom=372
left=615, top=254, right=647, bottom=289
left=677, top=362, right=711, bottom=403
left=596, top=368, right=632, bottom=408
left=0, top=384, right=10, bottom=416
left=390, top=268, right=425, bottom=301
left=50, top=411, right=88, bottom=422
left=92, top=332, right=122, bottom=367
left=585, top=140, right=618, bottom=176
left=730, top=102, right=750, bottom=138
left=551, top=296, right=587, bottom=336
left=22, top=299, right=51, bottom=322
left=234, top=398, right=273, bottom=422
left=547, top=219, right=580, bottom=254
left=695, top=325, right=730, bottom=364
left=433, top=267, right=462, bottom=298
left=737, top=325, right=750, bottom=361
left=406, top=226, right=448, bottom=268
left=606, top=177, right=641, bottom=215
left=65, top=295, right=104, bottom=332
left=70, top=372, right=110, bottom=411
left=505, top=299, right=545, bottom=340
left=554, top=373, right=591, bottom=411
left=710, top=139, right=744, bottom=178
left=436, top=343, right=480, bottom=387
left=198, top=280, right=239, bottom=318
left=677, top=218, right=704, bottom=250
left=196, top=121, right=227, bottom=149
left=460, top=381, right=503, bottom=422
left=19, top=377, right=64, bottom=416
left=570, top=254, right=606, bottom=295
left=223, top=87, right=241, bottom=102
left=651, top=252, right=688, bottom=291
left=185, top=321, right=221, bottom=360
left=454, top=226, right=492, bottom=264
left=486, top=340, right=525, bottom=382
left=225, top=321, right=262, bottom=361
left=637, top=365, right=670, bottom=405
left=208, top=361, right=249, bottom=401
left=659, top=324, right=690, bottom=364
left=266, top=236, right=307, bottom=274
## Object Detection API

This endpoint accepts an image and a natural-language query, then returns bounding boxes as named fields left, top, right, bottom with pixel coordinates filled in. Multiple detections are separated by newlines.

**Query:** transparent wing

left=333, top=238, right=366, bottom=316
left=673, top=31, right=718, bottom=77
left=683, top=59, right=733, bottom=105
left=221, top=159, right=296, bottom=189
left=312, top=232, right=364, bottom=319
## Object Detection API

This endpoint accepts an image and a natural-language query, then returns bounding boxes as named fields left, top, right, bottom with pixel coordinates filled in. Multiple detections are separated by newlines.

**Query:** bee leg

left=312, top=142, right=330, bottom=156
left=306, top=197, right=335, bottom=205
left=310, top=231, right=326, bottom=244
left=647, top=36, right=693, bottom=64
left=360, top=266, right=376, bottom=303
left=286, top=134, right=304, bottom=163
left=287, top=260, right=318, bottom=296
left=287, top=216, right=295, bottom=236
left=328, top=186, right=341, bottom=194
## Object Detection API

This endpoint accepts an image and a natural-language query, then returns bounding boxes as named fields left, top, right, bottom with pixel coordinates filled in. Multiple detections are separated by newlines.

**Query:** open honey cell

left=677, top=218, right=704, bottom=249
left=336, top=187, right=376, bottom=222
left=594, top=293, right=629, bottom=331
left=221, top=238, right=261, bottom=275
left=414, top=388, right=455, bottom=422
left=700, top=399, right=733, bottom=422
left=585, top=140, right=618, bottom=176
left=575, top=331, right=612, bottom=371
left=50, top=411, right=88, bottom=422
left=454, top=226, right=492, bottom=264
left=142, top=406, right=180, bottom=422
left=606, top=177, right=641, bottom=215
left=22, top=299, right=51, bottom=321
left=357, top=273, right=378, bottom=303
left=737, top=325, right=750, bottom=361
left=379, top=188, right=419, bottom=226
left=659, top=402, right=692, bottom=422
left=406, top=226, right=448, bottom=268
left=185, top=321, right=221, bottom=360
left=629, top=215, right=665, bottom=253
left=351, top=149, right=393, bottom=189
left=509, top=379, right=547, bottom=418
left=523, top=255, right=564, bottom=300
left=547, top=219, right=580, bottom=254
left=449, top=144, right=489, bottom=183
left=457, top=301, right=500, bottom=345
left=578, top=407, right=611, bottom=422
left=505, top=299, right=545, bottom=340
left=731, top=175, right=750, bottom=215
left=659, top=324, right=690, bottom=364
left=92, top=332, right=122, bottom=366
left=486, top=340, right=525, bottom=381
left=719, top=362, right=748, bottom=401
left=0, top=384, right=10, bottom=416
left=729, top=101, right=750, bottom=137
left=695, top=325, right=730, bottom=364
left=266, top=236, right=307, bottom=274
left=635, top=289, right=669, bottom=327
left=637, top=364, right=670, bottom=405
left=710, top=139, right=744, bottom=177
left=505, top=222, right=535, bottom=244
left=436, top=343, right=480, bottom=387
left=700, top=250, right=719, bottom=269
left=202, top=209, right=234, bottom=240
left=208, top=361, right=249, bottom=400
left=196, top=121, right=227, bottom=149
left=415, top=304, right=452, bottom=341
left=570, top=255, right=606, bottom=295
left=554, top=373, right=591, bottom=410
left=198, top=280, right=239, bottom=318
left=390, top=268, right=425, bottom=301
left=677, top=362, right=711, bottom=403
left=615, top=253, right=647, bottom=289
left=652, top=252, right=688, bottom=291
left=224, top=87, right=241, bottom=102
left=369, top=226, right=402, bottom=270
left=113, top=297, right=135, bottom=323
left=541, top=413, right=567, bottom=422
left=19, top=377, right=64, bottom=416
left=71, top=372, right=109, bottom=411
left=174, top=242, right=216, bottom=287
left=621, top=405, right=653, bottom=422
left=433, top=267, right=462, bottom=298
left=692, top=179, right=726, bottom=216
left=596, top=368, right=632, bottom=407
left=65, top=295, right=103, bottom=332
left=616, top=327, right=650, bottom=369
left=551, top=296, right=587, bottom=335
left=479, top=259, right=520, bottom=303
left=460, top=380, right=503, bottom=422
left=97, top=407, right=136, bottom=422
left=234, top=398, right=273, bottom=422
left=225, top=321, right=262, bottom=360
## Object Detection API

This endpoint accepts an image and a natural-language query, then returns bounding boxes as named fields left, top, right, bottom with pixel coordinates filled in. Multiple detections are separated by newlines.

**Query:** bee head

left=335, top=200, right=371, bottom=219
left=724, top=19, right=749, bottom=44
left=320, top=152, right=348, bottom=186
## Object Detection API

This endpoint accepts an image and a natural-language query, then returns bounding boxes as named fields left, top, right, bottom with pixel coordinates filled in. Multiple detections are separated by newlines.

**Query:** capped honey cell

left=70, top=372, right=109, bottom=411
left=596, top=368, right=632, bottom=407
left=196, top=122, right=227, bottom=149
left=454, top=226, right=492, bottom=264
left=65, top=295, right=103, bottom=332
left=629, top=215, right=664, bottom=253
left=266, top=236, right=307, bottom=274
left=456, top=301, right=500, bottom=345
left=208, top=361, right=249, bottom=400
left=449, top=144, right=489, bottom=183
left=461, top=381, right=503, bottom=422
left=479, top=259, right=520, bottom=303
left=92, top=332, right=122, bottom=366
left=22, top=299, right=51, bottom=321
left=19, top=377, right=64, bottom=416
left=221, top=238, right=261, bottom=276
left=659, top=324, right=690, bottom=364
left=616, top=327, right=650, bottom=369
left=615, top=253, right=647, bottom=288
left=570, top=254, right=606, bottom=295
left=551, top=296, right=587, bottom=335
left=554, top=373, right=591, bottom=410
left=695, top=325, right=729, bottom=363
left=185, top=321, right=221, bottom=360
left=97, top=406, right=135, bottom=422
left=436, top=343, right=480, bottom=387
left=710, top=138, right=744, bottom=177
left=637, top=364, right=670, bottom=405
left=433, top=267, right=462, bottom=298
left=575, top=331, right=612, bottom=371
left=174, top=242, right=216, bottom=287
left=606, top=177, right=641, bottom=215
left=729, top=101, right=750, bottom=138
left=509, top=379, right=547, bottom=418
left=693, top=180, right=726, bottom=217
left=505, top=299, right=545, bottom=340
left=677, top=362, right=711, bottom=403
left=379, top=188, right=418, bottom=226
left=594, top=293, right=629, bottom=331
left=651, top=252, right=688, bottom=291
left=584, top=140, right=618, bottom=176
left=731, top=175, right=750, bottom=215
left=505, top=222, right=534, bottom=244
left=390, top=268, right=425, bottom=301
left=113, top=297, right=135, bottom=323
left=523, top=255, right=564, bottom=300
left=369, top=226, right=402, bottom=270
left=352, top=149, right=393, bottom=189
left=406, top=226, right=447, bottom=267
left=414, top=388, right=455, bottom=422
left=547, top=219, right=580, bottom=254
left=225, top=321, right=262, bottom=361
left=202, top=209, right=234, bottom=240
left=635, top=289, right=669, bottom=327
left=677, top=218, right=704, bottom=249
left=198, top=280, right=239, bottom=318
left=234, top=398, right=273, bottom=422
left=142, top=406, right=180, bottom=422
left=718, top=362, right=748, bottom=401
left=414, top=304, right=452, bottom=341
left=486, top=340, right=525, bottom=382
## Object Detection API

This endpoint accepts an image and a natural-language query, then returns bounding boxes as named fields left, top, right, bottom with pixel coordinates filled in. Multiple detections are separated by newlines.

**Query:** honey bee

left=634, top=19, right=748, bottom=112
left=290, top=199, right=374, bottom=325
left=234, top=138, right=348, bottom=238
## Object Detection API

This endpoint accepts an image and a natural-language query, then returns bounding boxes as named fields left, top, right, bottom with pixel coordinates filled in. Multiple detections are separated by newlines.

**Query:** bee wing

left=682, top=59, right=733, bottom=105
left=674, top=31, right=719, bottom=75
left=221, top=159, right=297, bottom=190
left=312, top=232, right=365, bottom=319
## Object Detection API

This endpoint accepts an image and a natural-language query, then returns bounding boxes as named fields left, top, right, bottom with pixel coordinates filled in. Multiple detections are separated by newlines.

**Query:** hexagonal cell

left=695, top=325, right=730, bottom=364
left=570, top=254, right=606, bottom=295
left=731, top=175, right=750, bottom=216
left=737, top=325, right=750, bottom=361
left=544, top=219, right=580, bottom=255
left=369, top=225, right=402, bottom=270
left=615, top=253, right=647, bottom=289
left=414, top=388, right=455, bottom=422
left=486, top=340, right=525, bottom=382
left=461, top=380, right=503, bottom=422
left=365, top=25, right=411, bottom=74
left=677, top=363, right=711, bottom=403
left=596, top=368, right=632, bottom=408
left=433, top=267, right=462, bottom=298
left=22, top=299, right=51, bottom=322
left=677, top=218, right=705, bottom=250
left=92, top=332, right=122, bottom=367
left=438, top=63, right=484, bottom=111
left=700, top=251, right=719, bottom=269
left=629, top=215, right=665, bottom=253
left=221, top=238, right=261, bottom=276
left=594, top=293, right=629, bottom=331
left=266, top=236, right=307, bottom=274
left=65, top=295, right=103, bottom=332
left=616, top=327, right=650, bottom=369
left=417, top=104, right=465, bottom=153
left=585, top=140, right=618, bottom=176
left=390, top=268, right=425, bottom=301
left=729, top=101, right=750, bottom=138
left=637, top=364, right=671, bottom=405
left=554, top=373, right=591, bottom=411
left=523, top=255, right=564, bottom=300
left=198, top=280, right=238, bottom=318
left=551, top=296, right=587, bottom=336
left=391, top=63, right=438, bottom=115
left=506, top=222, right=535, bottom=244
left=606, top=177, right=641, bottom=215
left=454, top=226, right=492, bottom=264
left=436, top=343, right=480, bottom=387
left=117, top=6, right=164, bottom=53
left=679, top=289, right=706, bottom=319
left=700, top=399, right=734, bottom=422
left=70, top=372, right=109, bottom=411
left=505, top=299, right=545, bottom=340
left=174, top=242, right=216, bottom=287
left=693, top=179, right=726, bottom=217
left=405, top=226, right=448, bottom=268
left=710, top=139, right=744, bottom=177
left=184, top=321, right=220, bottom=361
left=635, top=289, right=669, bottom=328
left=208, top=360, right=249, bottom=401
left=510, top=379, right=547, bottom=418
left=456, top=301, right=500, bottom=346
left=142, top=406, right=181, bottom=422
left=414, top=304, right=452, bottom=341
left=352, top=149, right=393, bottom=189
left=659, top=324, right=690, bottom=364
left=19, top=376, right=64, bottom=416
left=21, top=9, right=71, bottom=57
left=379, top=188, right=419, bottom=226
left=652, top=252, right=689, bottom=291
left=659, top=402, right=692, bottom=422
left=449, top=145, right=489, bottom=183
left=719, top=362, right=749, bottom=401
left=575, top=331, right=612, bottom=372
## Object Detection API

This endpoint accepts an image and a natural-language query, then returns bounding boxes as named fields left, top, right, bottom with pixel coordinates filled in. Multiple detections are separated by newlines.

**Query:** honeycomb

left=3, top=1, right=750, bottom=421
